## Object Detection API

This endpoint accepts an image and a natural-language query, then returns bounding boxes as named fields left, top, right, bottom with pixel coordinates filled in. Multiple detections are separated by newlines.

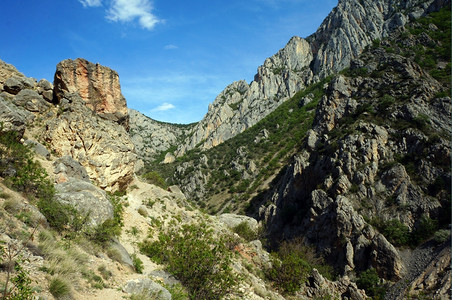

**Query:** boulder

left=13, top=89, right=50, bottom=112
left=218, top=213, right=259, bottom=233
left=54, top=58, right=129, bottom=129
left=53, top=178, right=113, bottom=227
left=53, top=155, right=90, bottom=183
left=4, top=76, right=35, bottom=95
left=24, top=140, right=50, bottom=159
left=0, top=95, right=34, bottom=137
left=123, top=278, right=171, bottom=300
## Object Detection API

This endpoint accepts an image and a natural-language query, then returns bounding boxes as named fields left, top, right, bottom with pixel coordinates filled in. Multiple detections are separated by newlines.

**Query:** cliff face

left=163, top=0, right=441, bottom=157
left=54, top=58, right=129, bottom=129
left=258, top=14, right=450, bottom=283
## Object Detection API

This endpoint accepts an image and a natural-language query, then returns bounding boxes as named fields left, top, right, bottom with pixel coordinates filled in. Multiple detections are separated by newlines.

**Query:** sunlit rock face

left=54, top=58, right=129, bottom=130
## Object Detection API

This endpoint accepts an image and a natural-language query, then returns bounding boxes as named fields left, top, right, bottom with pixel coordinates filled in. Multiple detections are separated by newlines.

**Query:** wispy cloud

left=106, top=0, right=160, bottom=30
left=78, top=0, right=161, bottom=30
left=164, top=44, right=178, bottom=50
left=152, top=102, right=175, bottom=111
left=79, top=0, right=102, bottom=7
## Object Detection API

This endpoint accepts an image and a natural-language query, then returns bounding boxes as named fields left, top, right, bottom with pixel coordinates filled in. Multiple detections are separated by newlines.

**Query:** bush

left=411, top=215, right=438, bottom=245
left=140, top=222, right=239, bottom=299
left=265, top=239, right=332, bottom=295
left=49, top=277, right=71, bottom=299
left=131, top=254, right=144, bottom=274
left=356, top=268, right=385, bottom=299
left=142, top=171, right=167, bottom=189
left=433, top=229, right=450, bottom=244
left=232, top=221, right=257, bottom=242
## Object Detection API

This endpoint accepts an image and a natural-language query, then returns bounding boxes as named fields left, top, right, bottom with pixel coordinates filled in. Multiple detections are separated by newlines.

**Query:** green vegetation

left=356, top=268, right=386, bottom=300
left=49, top=278, right=71, bottom=299
left=371, top=215, right=440, bottom=247
left=145, top=76, right=330, bottom=213
left=140, top=222, right=239, bottom=299
left=266, top=239, right=334, bottom=295
left=131, top=254, right=144, bottom=274
left=232, top=221, right=258, bottom=242
left=141, top=171, right=168, bottom=189
left=371, top=218, right=410, bottom=246
left=0, top=131, right=54, bottom=205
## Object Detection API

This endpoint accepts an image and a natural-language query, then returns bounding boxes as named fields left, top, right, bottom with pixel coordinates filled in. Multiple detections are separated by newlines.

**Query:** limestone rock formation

left=257, top=31, right=450, bottom=280
left=0, top=94, right=34, bottom=138
left=128, top=109, right=191, bottom=163
left=166, top=0, right=441, bottom=156
left=45, top=93, right=136, bottom=192
left=54, top=58, right=129, bottom=129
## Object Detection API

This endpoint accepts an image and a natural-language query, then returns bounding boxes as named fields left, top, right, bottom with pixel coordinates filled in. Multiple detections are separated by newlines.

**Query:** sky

left=1, top=0, right=337, bottom=124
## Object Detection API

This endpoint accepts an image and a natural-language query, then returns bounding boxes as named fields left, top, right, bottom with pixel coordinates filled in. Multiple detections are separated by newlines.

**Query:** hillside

left=138, top=3, right=451, bottom=299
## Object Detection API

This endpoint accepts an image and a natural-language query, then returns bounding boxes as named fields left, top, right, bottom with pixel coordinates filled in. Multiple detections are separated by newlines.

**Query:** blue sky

left=1, top=0, right=337, bottom=124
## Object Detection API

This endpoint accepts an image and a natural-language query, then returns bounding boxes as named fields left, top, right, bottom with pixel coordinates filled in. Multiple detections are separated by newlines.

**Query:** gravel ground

left=385, top=240, right=449, bottom=300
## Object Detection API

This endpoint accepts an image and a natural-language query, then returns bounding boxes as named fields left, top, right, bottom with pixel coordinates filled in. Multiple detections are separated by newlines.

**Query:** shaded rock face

left=258, top=25, right=451, bottom=280
left=54, top=58, right=129, bottom=129
left=0, top=94, right=34, bottom=138
left=45, top=93, right=136, bottom=192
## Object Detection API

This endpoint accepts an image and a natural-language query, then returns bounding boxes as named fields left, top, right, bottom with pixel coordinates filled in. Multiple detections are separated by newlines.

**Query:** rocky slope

left=129, top=0, right=446, bottom=162
left=0, top=58, right=369, bottom=299
left=145, top=4, right=451, bottom=298
left=128, top=108, right=193, bottom=164
left=256, top=6, right=451, bottom=293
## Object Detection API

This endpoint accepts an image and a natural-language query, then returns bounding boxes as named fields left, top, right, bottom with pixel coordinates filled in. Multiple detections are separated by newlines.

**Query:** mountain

left=130, top=0, right=448, bottom=162
left=134, top=1, right=451, bottom=299
left=0, top=0, right=450, bottom=299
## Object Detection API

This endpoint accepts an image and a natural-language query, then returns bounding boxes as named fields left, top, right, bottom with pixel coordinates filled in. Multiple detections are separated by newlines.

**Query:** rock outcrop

left=128, top=109, right=192, bottom=163
left=54, top=58, right=129, bottom=129
left=45, top=93, right=136, bottom=192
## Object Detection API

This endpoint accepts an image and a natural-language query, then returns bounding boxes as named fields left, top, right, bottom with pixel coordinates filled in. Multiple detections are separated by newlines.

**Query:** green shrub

left=232, top=221, right=257, bottom=242
left=379, top=219, right=410, bottom=246
left=132, top=254, right=144, bottom=274
left=142, top=171, right=168, bottom=189
left=140, top=222, right=238, bottom=299
left=411, top=215, right=438, bottom=245
left=49, top=277, right=71, bottom=299
left=433, top=229, right=450, bottom=244
left=356, top=268, right=385, bottom=299
left=266, top=240, right=311, bottom=294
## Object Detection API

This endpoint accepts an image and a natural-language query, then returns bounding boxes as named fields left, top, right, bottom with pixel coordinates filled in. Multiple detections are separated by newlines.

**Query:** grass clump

left=49, top=277, right=71, bottom=299
left=140, top=222, right=239, bottom=300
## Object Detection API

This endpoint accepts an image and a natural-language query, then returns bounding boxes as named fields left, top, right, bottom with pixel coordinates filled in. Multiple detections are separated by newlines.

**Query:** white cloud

left=79, top=0, right=102, bottom=7
left=164, top=44, right=178, bottom=50
left=152, top=102, right=175, bottom=112
left=106, top=0, right=160, bottom=30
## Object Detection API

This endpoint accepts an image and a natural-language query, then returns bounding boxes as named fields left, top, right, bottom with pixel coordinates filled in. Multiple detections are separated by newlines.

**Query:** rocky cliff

left=0, top=58, right=136, bottom=193
left=152, top=0, right=443, bottom=158
left=145, top=5, right=451, bottom=298
left=54, top=58, right=130, bottom=129
left=256, top=8, right=450, bottom=289
left=128, top=109, right=193, bottom=164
